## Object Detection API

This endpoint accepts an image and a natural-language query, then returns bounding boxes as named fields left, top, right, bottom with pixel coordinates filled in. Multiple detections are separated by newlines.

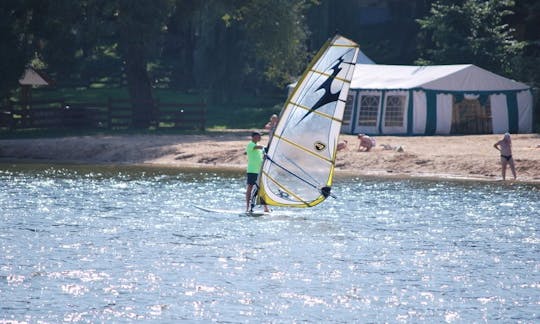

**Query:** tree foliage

left=1, top=0, right=538, bottom=126
left=0, top=1, right=41, bottom=101
left=228, top=0, right=311, bottom=88
left=416, top=0, right=526, bottom=76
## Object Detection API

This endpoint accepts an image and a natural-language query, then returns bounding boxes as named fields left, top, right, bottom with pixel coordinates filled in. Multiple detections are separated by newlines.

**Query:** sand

left=0, top=131, right=539, bottom=182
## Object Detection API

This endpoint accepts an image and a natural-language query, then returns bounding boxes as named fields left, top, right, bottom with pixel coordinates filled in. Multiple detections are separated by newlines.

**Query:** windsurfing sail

left=256, top=35, right=359, bottom=208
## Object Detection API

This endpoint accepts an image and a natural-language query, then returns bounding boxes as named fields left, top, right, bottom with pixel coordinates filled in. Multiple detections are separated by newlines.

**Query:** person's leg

left=246, top=183, right=253, bottom=211
left=501, top=158, right=507, bottom=180
left=509, top=159, right=517, bottom=179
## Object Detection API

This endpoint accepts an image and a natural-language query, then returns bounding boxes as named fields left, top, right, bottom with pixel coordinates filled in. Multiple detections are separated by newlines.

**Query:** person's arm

left=494, top=142, right=501, bottom=151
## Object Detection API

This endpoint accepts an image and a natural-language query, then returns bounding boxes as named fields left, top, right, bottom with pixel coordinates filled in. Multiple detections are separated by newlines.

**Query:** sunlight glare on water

left=0, top=164, right=538, bottom=322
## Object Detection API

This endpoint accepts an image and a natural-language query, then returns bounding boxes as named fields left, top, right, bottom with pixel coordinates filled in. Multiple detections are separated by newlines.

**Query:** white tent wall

left=491, top=94, right=509, bottom=133
left=348, top=89, right=532, bottom=135
left=435, top=94, right=452, bottom=134
left=518, top=90, right=533, bottom=133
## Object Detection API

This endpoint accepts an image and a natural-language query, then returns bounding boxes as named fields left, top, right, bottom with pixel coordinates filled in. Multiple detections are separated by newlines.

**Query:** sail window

left=357, top=95, right=380, bottom=126
left=384, top=95, right=406, bottom=127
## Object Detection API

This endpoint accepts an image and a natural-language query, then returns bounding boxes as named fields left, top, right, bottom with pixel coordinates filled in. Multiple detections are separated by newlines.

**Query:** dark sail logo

left=314, top=141, right=326, bottom=151
left=298, top=53, right=351, bottom=123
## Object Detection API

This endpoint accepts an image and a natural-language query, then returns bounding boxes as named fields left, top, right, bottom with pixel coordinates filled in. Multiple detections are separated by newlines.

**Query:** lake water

left=1, top=164, right=539, bottom=323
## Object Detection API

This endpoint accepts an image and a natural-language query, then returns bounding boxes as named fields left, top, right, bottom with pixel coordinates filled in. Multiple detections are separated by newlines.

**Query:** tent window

left=342, top=93, right=355, bottom=126
left=451, top=97, right=492, bottom=134
left=384, top=95, right=406, bottom=127
left=358, top=95, right=380, bottom=126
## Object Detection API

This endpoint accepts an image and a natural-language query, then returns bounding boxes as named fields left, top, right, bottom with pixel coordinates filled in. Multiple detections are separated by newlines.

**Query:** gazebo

left=18, top=67, right=53, bottom=104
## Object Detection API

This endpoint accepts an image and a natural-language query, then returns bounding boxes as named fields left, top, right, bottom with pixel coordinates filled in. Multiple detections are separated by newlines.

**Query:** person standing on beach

left=264, top=114, right=279, bottom=150
left=494, top=133, right=517, bottom=180
left=246, top=132, right=270, bottom=212
left=264, top=114, right=279, bottom=138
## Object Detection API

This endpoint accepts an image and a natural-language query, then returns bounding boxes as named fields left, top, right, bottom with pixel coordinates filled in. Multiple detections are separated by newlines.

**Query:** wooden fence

left=0, top=98, right=206, bottom=132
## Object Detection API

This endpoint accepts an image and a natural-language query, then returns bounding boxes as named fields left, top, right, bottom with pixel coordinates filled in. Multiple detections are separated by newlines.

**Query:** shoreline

left=2, top=158, right=538, bottom=185
left=0, top=132, right=539, bottom=183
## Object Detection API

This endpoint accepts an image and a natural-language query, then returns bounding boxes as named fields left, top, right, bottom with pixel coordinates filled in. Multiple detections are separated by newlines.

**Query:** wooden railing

left=0, top=98, right=206, bottom=132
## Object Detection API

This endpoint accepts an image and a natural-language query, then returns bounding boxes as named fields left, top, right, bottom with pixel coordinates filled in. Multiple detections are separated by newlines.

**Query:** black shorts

left=247, top=173, right=259, bottom=185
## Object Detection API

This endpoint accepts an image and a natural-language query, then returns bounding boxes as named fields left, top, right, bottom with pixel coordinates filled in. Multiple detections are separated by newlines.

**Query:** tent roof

left=350, top=64, right=530, bottom=91
left=357, top=49, right=375, bottom=64
left=19, top=67, right=52, bottom=86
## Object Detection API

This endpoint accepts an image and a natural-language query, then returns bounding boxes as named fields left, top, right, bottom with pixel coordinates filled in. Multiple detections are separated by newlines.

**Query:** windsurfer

left=246, top=132, right=270, bottom=212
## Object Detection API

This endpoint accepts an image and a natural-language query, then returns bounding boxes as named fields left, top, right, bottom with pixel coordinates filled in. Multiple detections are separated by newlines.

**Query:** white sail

left=257, top=35, right=359, bottom=208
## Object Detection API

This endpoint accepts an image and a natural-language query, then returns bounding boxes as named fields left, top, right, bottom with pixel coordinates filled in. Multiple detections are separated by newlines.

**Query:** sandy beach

left=0, top=131, right=539, bottom=182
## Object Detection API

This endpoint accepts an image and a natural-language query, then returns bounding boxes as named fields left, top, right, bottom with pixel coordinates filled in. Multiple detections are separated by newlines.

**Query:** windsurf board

left=193, top=205, right=270, bottom=217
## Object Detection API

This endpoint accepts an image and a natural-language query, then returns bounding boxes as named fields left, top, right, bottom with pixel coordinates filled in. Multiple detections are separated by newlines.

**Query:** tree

left=0, top=1, right=39, bottom=102
left=211, top=0, right=311, bottom=101
left=231, top=0, right=311, bottom=88
left=21, top=0, right=173, bottom=128
left=416, top=0, right=525, bottom=76
left=114, top=0, right=174, bottom=128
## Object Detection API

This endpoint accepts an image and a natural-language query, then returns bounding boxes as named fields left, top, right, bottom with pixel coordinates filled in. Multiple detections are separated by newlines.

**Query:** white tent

left=342, top=64, right=533, bottom=135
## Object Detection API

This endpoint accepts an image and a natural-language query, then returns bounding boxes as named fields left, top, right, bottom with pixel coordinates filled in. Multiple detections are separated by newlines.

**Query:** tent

left=341, top=64, right=533, bottom=135
left=18, top=67, right=53, bottom=103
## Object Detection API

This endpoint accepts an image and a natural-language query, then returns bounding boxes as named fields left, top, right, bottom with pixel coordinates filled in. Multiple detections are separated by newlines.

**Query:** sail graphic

left=256, top=35, right=359, bottom=208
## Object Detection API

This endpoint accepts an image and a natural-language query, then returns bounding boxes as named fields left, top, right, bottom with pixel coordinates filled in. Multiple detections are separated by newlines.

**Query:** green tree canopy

left=227, top=0, right=311, bottom=88
left=416, top=0, right=526, bottom=76
left=0, top=1, right=40, bottom=101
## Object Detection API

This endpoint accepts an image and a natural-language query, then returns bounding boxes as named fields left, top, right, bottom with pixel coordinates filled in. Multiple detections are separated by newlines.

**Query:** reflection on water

left=1, top=164, right=539, bottom=322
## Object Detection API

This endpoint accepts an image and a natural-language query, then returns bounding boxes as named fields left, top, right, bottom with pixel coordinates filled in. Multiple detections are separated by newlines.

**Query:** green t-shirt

left=246, top=141, right=263, bottom=173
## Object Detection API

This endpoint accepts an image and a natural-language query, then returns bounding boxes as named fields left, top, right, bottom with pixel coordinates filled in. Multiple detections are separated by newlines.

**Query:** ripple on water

left=0, top=165, right=538, bottom=322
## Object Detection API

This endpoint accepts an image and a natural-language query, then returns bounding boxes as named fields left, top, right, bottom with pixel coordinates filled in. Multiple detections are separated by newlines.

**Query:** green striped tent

left=342, top=64, right=533, bottom=135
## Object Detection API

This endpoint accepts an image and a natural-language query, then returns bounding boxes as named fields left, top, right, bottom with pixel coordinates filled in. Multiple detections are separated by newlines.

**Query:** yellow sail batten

left=333, top=44, right=358, bottom=48
left=287, top=102, right=343, bottom=123
left=273, top=134, right=334, bottom=164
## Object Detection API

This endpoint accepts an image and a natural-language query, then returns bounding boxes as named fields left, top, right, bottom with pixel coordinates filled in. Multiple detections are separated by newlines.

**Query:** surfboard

left=193, top=205, right=270, bottom=217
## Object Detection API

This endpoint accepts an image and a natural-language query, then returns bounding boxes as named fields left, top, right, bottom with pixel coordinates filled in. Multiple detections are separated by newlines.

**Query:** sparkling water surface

left=1, top=164, right=538, bottom=323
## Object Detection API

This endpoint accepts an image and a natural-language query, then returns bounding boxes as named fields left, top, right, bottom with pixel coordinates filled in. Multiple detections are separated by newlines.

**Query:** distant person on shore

left=245, top=132, right=270, bottom=212
left=493, top=132, right=517, bottom=180
left=337, top=140, right=348, bottom=151
left=265, top=114, right=279, bottom=138
left=358, top=134, right=375, bottom=152
left=264, top=114, right=279, bottom=150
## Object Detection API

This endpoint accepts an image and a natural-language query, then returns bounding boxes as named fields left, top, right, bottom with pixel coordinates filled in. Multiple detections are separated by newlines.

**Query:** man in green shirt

left=246, top=132, right=269, bottom=213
